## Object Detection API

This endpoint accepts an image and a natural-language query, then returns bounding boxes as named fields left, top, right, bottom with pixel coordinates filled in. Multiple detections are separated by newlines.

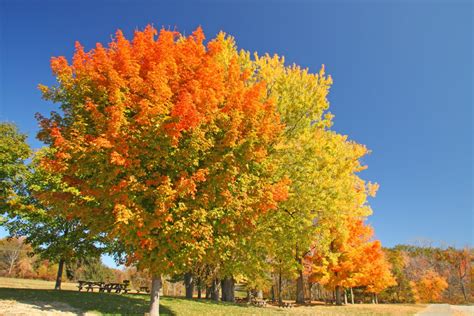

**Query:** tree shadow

left=0, top=287, right=175, bottom=315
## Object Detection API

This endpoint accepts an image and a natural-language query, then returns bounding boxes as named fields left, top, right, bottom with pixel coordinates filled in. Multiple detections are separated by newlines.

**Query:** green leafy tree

left=1, top=125, right=106, bottom=290
left=0, top=122, right=31, bottom=216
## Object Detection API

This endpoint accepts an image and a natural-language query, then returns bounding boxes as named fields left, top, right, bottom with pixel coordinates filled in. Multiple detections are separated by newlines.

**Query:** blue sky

left=1, top=0, right=472, bottom=268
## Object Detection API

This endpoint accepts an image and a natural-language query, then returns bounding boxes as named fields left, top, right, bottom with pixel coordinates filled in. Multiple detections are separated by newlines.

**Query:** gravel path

left=416, top=304, right=474, bottom=316
left=0, top=300, right=91, bottom=316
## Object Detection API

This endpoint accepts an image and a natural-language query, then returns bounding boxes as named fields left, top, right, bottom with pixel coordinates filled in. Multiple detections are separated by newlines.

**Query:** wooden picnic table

left=77, top=280, right=130, bottom=294
left=136, top=286, right=150, bottom=294
left=77, top=281, right=104, bottom=292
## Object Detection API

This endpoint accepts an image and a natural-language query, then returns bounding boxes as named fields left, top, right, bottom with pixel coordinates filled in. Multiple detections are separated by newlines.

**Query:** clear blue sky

left=1, top=0, right=472, bottom=268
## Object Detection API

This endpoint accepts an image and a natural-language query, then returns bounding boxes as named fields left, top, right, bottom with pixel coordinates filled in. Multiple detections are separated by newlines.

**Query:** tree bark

left=221, top=279, right=226, bottom=301
left=278, top=267, right=283, bottom=305
left=344, top=289, right=348, bottom=305
left=375, top=293, right=378, bottom=304
left=211, top=278, right=219, bottom=301
left=271, top=285, right=275, bottom=302
left=54, top=258, right=65, bottom=290
left=205, top=286, right=211, bottom=299
left=197, top=278, right=202, bottom=299
left=296, top=268, right=305, bottom=304
left=221, top=277, right=235, bottom=302
left=184, top=272, right=194, bottom=299
left=335, top=286, right=343, bottom=305
left=460, top=281, right=467, bottom=302
left=149, top=275, right=162, bottom=316
left=350, top=287, right=354, bottom=304
left=458, top=266, right=468, bottom=302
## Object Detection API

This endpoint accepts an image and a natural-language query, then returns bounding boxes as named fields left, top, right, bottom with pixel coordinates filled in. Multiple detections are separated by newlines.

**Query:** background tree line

left=1, top=235, right=470, bottom=305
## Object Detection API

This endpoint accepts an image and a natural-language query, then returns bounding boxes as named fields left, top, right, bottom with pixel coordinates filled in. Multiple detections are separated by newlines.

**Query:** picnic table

left=77, top=281, right=104, bottom=292
left=77, top=280, right=130, bottom=294
left=101, top=282, right=130, bottom=294
left=254, top=300, right=267, bottom=307
left=280, top=302, right=294, bottom=308
left=136, top=286, right=150, bottom=294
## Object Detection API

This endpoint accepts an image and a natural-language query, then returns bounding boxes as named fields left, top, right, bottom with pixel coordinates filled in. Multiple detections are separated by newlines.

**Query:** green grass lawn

left=0, top=277, right=425, bottom=315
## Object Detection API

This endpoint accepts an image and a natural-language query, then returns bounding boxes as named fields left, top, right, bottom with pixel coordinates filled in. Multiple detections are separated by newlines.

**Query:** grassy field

left=0, top=277, right=425, bottom=315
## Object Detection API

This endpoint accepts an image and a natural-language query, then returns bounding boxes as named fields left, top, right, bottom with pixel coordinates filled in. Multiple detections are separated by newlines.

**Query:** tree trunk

left=8, top=259, right=16, bottom=276
left=371, top=293, right=375, bottom=304
left=460, top=281, right=467, bottom=302
left=278, top=268, right=283, bottom=305
left=54, top=258, right=65, bottom=290
left=271, top=285, right=275, bottom=302
left=296, top=268, right=305, bottom=304
left=344, top=289, right=348, bottom=305
left=149, top=275, right=162, bottom=316
left=197, top=281, right=202, bottom=299
left=246, top=290, right=251, bottom=302
left=211, top=278, right=219, bottom=301
left=184, top=272, right=194, bottom=299
left=375, top=293, right=378, bottom=304
left=221, top=277, right=235, bottom=302
left=221, top=279, right=226, bottom=301
left=350, top=287, right=354, bottom=304
left=205, top=286, right=211, bottom=299
left=335, top=286, right=343, bottom=305
left=257, top=289, right=263, bottom=299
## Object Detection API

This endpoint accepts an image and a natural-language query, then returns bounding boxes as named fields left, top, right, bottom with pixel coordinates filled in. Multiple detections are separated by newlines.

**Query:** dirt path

left=416, top=304, right=474, bottom=316
left=0, top=299, right=93, bottom=316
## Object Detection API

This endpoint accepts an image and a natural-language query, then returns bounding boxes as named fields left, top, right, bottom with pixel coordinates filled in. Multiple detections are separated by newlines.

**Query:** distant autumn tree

left=381, top=247, right=415, bottom=303
left=0, top=237, right=29, bottom=276
left=410, top=269, right=448, bottom=303
left=439, top=246, right=471, bottom=302
left=36, top=25, right=285, bottom=315
left=308, top=219, right=395, bottom=305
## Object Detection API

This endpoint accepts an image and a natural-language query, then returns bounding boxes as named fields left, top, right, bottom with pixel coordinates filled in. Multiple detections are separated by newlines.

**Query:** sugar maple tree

left=36, top=26, right=286, bottom=315
left=308, top=218, right=396, bottom=304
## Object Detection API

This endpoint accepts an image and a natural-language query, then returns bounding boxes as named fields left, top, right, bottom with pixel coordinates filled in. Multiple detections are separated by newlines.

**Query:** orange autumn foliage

left=410, top=269, right=448, bottom=303
left=308, top=219, right=396, bottom=293
left=36, top=25, right=287, bottom=274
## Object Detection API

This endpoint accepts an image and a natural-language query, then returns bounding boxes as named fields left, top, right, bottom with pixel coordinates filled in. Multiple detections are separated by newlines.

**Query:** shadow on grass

left=162, top=296, right=258, bottom=308
left=0, top=287, right=175, bottom=315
